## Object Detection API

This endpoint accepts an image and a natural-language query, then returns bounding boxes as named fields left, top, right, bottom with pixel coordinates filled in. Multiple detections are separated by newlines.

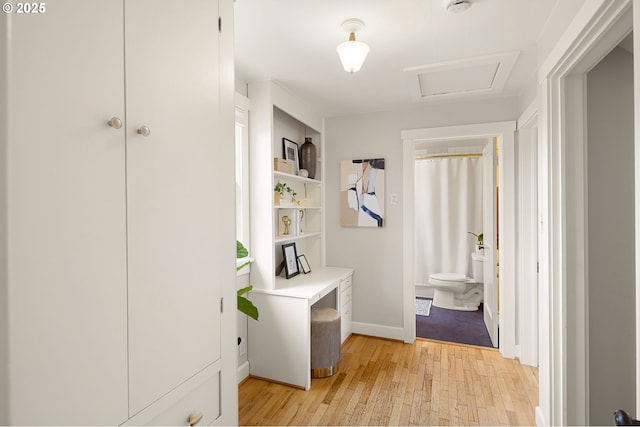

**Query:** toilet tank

left=472, top=252, right=484, bottom=283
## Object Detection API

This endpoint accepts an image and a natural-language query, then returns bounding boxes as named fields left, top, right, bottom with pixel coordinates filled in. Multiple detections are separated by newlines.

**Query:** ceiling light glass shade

left=336, top=39, right=370, bottom=73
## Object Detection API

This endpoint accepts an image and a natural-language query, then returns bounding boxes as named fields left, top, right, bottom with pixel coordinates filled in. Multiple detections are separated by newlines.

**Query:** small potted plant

left=274, top=182, right=297, bottom=205
left=468, top=231, right=484, bottom=254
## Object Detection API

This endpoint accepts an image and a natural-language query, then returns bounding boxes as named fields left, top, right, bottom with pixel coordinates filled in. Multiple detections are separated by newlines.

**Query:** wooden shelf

left=274, top=171, right=322, bottom=185
left=274, top=232, right=321, bottom=244
left=274, top=205, right=321, bottom=210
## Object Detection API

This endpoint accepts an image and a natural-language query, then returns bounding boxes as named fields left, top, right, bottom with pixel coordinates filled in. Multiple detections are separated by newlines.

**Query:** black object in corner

left=614, top=409, right=640, bottom=426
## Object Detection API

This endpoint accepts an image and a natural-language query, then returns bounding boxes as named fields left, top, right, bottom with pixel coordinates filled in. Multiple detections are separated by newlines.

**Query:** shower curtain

left=415, top=156, right=483, bottom=285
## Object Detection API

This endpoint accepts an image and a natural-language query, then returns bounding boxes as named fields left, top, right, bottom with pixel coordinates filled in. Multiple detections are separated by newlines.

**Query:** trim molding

left=351, top=322, right=405, bottom=342
left=237, top=361, right=250, bottom=384
left=535, top=406, right=546, bottom=427
left=516, top=104, right=539, bottom=368
left=538, top=0, right=633, bottom=424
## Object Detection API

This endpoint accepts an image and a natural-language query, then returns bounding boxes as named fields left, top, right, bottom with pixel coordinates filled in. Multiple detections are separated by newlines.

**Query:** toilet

left=428, top=253, right=484, bottom=311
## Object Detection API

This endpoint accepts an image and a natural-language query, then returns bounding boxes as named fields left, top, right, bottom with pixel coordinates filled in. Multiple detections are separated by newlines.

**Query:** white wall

left=235, top=75, right=248, bottom=97
left=325, top=97, right=518, bottom=334
left=537, top=0, right=588, bottom=72
left=587, top=46, right=636, bottom=425
left=518, top=80, right=538, bottom=117
left=516, top=0, right=587, bottom=117
left=0, top=11, right=8, bottom=424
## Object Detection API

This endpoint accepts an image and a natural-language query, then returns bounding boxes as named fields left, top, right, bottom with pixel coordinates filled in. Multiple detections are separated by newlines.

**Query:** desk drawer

left=339, top=275, right=352, bottom=292
left=339, top=286, right=352, bottom=309
left=340, top=305, right=352, bottom=342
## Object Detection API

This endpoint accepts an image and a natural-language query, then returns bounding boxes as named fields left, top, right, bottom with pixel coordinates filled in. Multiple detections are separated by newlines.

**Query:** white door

left=125, top=0, right=225, bottom=415
left=482, top=140, right=498, bottom=347
left=7, top=1, right=129, bottom=423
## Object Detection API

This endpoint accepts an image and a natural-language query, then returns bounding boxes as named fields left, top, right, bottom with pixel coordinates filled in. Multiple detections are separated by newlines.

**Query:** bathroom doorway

left=401, top=121, right=519, bottom=359
left=412, top=138, right=494, bottom=347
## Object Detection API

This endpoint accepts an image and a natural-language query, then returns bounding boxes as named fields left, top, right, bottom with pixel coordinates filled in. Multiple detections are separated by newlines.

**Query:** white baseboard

left=535, top=406, right=545, bottom=426
left=352, top=321, right=405, bottom=341
left=237, top=361, right=249, bottom=384
left=515, top=344, right=521, bottom=359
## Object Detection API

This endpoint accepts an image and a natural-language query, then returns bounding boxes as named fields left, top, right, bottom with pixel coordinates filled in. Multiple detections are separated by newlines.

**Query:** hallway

left=239, top=334, right=538, bottom=425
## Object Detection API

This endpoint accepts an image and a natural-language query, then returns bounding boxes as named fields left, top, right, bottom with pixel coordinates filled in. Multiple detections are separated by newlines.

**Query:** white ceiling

left=234, top=0, right=560, bottom=117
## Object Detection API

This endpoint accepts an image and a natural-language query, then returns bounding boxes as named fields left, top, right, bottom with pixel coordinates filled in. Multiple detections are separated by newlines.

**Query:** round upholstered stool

left=310, top=307, right=341, bottom=378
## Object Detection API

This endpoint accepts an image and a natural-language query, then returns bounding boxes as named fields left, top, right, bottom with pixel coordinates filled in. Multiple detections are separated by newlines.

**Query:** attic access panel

left=418, top=62, right=499, bottom=97
left=404, top=51, right=520, bottom=100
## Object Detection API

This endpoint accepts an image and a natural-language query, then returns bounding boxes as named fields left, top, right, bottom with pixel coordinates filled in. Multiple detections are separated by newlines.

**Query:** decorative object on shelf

left=340, top=158, right=385, bottom=227
left=282, top=138, right=300, bottom=175
left=298, top=210, right=304, bottom=234
left=336, top=19, right=370, bottom=73
left=298, top=169, right=309, bottom=178
left=274, top=182, right=297, bottom=206
left=297, top=254, right=311, bottom=274
left=281, top=242, right=300, bottom=279
left=274, top=157, right=294, bottom=174
left=236, top=241, right=258, bottom=321
left=281, top=215, right=291, bottom=235
left=278, top=209, right=303, bottom=237
left=300, top=137, right=317, bottom=179
left=296, top=198, right=313, bottom=206
left=275, top=259, right=285, bottom=276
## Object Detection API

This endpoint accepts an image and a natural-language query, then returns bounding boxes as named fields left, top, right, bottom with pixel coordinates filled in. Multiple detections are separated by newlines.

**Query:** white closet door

left=7, top=1, right=128, bottom=424
left=125, top=0, right=224, bottom=415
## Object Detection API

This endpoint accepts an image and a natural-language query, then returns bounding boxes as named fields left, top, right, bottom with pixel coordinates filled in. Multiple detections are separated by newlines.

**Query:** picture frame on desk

left=282, top=242, right=300, bottom=279
left=282, top=138, right=299, bottom=175
left=297, top=254, right=311, bottom=274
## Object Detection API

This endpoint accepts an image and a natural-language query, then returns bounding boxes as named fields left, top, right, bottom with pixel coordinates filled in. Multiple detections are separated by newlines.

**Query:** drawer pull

left=188, top=412, right=204, bottom=426
left=137, top=125, right=151, bottom=137
left=107, top=117, right=123, bottom=129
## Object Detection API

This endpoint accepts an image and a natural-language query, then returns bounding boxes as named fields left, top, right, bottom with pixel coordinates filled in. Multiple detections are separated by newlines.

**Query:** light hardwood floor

left=239, top=334, right=538, bottom=426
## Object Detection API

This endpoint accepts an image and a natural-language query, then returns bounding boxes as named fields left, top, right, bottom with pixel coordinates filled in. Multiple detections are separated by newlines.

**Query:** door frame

left=482, top=138, right=498, bottom=347
left=537, top=0, right=634, bottom=425
left=516, top=101, right=539, bottom=367
left=401, top=120, right=517, bottom=359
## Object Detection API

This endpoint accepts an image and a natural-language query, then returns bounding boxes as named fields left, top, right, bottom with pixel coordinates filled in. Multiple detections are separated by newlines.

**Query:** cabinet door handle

left=137, top=125, right=151, bottom=137
left=107, top=117, right=123, bottom=129
left=188, top=412, right=204, bottom=426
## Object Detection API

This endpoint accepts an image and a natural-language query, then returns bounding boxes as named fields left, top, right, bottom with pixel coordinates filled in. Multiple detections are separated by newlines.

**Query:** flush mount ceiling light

left=336, top=19, right=370, bottom=73
left=445, top=0, right=471, bottom=13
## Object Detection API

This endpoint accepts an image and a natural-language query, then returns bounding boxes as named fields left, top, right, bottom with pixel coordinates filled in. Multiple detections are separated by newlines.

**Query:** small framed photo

left=282, top=138, right=299, bottom=175
left=281, top=242, right=300, bottom=279
left=297, top=254, right=311, bottom=274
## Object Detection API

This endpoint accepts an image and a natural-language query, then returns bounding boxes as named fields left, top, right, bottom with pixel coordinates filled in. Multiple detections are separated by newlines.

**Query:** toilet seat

left=429, top=273, right=467, bottom=282
left=429, top=273, right=471, bottom=287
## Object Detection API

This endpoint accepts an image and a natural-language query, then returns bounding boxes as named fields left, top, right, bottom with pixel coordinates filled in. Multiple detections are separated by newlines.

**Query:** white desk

left=247, top=266, right=353, bottom=390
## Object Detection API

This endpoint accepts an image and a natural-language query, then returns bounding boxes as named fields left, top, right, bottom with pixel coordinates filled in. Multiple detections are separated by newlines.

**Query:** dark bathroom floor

left=416, top=297, right=494, bottom=348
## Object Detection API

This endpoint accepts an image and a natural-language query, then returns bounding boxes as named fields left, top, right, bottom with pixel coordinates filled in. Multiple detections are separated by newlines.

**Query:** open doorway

left=538, top=2, right=635, bottom=423
left=412, top=138, right=494, bottom=348
left=585, top=31, right=635, bottom=425
left=401, top=121, right=518, bottom=359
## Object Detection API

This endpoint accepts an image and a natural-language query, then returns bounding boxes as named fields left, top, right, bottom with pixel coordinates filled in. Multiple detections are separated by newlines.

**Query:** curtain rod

left=415, top=153, right=482, bottom=160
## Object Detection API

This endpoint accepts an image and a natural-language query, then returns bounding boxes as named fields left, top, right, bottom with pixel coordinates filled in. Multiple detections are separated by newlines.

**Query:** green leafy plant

left=274, top=182, right=297, bottom=203
left=237, top=240, right=258, bottom=321
left=467, top=231, right=483, bottom=245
